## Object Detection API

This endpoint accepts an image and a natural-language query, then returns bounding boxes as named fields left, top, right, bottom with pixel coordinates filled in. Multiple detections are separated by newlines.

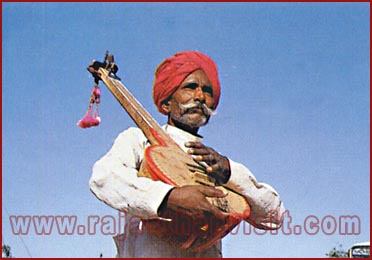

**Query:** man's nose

left=194, top=86, right=205, bottom=102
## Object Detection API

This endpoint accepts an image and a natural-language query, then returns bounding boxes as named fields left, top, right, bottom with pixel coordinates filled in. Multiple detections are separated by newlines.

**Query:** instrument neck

left=99, top=68, right=175, bottom=146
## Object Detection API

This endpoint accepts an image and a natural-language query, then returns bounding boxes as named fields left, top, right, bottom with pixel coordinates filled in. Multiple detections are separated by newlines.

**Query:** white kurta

left=89, top=124, right=284, bottom=257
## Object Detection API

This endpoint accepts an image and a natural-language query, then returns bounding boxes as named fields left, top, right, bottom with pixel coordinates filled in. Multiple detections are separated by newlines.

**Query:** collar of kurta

left=163, top=124, right=203, bottom=149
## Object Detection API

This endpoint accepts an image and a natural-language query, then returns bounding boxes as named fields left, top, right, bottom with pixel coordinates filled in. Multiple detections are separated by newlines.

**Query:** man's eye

left=184, top=83, right=198, bottom=89
left=202, top=86, right=214, bottom=97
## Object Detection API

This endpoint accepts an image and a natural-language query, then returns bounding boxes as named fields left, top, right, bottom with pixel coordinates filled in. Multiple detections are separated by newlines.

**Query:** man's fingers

left=187, top=148, right=211, bottom=156
left=198, top=186, right=227, bottom=198
left=185, top=142, right=215, bottom=156
left=196, top=201, right=226, bottom=221
left=195, top=189, right=228, bottom=220
left=206, top=163, right=221, bottom=173
left=194, top=154, right=216, bottom=164
left=170, top=185, right=228, bottom=220
left=185, top=142, right=204, bottom=148
left=209, top=206, right=228, bottom=221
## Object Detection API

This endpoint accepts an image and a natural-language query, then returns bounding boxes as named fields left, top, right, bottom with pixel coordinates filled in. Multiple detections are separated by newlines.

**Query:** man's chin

left=177, top=114, right=209, bottom=128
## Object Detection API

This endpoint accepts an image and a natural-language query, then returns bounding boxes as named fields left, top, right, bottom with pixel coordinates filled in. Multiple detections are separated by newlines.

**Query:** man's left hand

left=185, top=142, right=231, bottom=184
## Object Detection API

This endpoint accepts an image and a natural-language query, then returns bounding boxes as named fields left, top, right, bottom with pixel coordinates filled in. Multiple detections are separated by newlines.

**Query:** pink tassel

left=93, top=87, right=101, bottom=104
left=77, top=85, right=101, bottom=129
left=77, top=106, right=100, bottom=128
left=93, top=105, right=101, bottom=123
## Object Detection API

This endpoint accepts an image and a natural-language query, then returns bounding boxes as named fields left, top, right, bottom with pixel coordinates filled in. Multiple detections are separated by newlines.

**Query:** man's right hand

left=158, top=185, right=228, bottom=221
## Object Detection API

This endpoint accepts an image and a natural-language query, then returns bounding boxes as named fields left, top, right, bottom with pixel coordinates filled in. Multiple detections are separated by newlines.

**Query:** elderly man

left=89, top=51, right=284, bottom=258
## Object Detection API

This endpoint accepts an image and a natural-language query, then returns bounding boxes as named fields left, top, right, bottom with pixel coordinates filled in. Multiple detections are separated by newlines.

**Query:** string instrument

left=87, top=52, right=250, bottom=252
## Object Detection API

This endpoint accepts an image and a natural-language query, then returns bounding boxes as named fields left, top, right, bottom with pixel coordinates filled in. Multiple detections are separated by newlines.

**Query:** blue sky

left=2, top=2, right=370, bottom=257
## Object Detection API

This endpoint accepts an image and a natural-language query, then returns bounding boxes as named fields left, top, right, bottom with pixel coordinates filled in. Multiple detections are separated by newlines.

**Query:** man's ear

left=161, top=101, right=171, bottom=114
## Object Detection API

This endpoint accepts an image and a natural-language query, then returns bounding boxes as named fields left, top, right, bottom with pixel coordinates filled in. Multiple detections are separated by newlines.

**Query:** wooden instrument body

left=93, top=64, right=250, bottom=252
left=138, top=128, right=250, bottom=252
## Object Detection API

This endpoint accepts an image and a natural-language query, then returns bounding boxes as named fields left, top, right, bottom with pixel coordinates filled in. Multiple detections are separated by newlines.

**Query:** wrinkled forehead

left=180, top=69, right=212, bottom=86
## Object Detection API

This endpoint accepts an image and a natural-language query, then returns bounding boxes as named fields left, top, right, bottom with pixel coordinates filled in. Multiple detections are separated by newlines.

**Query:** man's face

left=162, top=69, right=215, bottom=130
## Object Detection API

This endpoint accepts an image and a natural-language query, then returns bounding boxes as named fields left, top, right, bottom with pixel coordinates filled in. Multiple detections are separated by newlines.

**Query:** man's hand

left=185, top=142, right=231, bottom=184
left=159, top=185, right=228, bottom=221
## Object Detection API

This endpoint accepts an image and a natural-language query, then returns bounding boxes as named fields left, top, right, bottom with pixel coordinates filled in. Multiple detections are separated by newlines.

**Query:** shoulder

left=115, top=127, right=148, bottom=146
left=118, top=127, right=144, bottom=137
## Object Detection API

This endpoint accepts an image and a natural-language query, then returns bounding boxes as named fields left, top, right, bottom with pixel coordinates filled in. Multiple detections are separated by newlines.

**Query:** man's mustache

left=179, top=101, right=215, bottom=117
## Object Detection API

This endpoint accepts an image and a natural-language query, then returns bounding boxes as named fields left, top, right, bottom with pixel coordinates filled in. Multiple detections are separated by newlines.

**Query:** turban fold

left=153, top=51, right=221, bottom=115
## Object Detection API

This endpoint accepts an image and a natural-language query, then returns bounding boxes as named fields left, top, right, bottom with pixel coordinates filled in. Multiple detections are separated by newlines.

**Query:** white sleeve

left=89, top=127, right=174, bottom=219
left=225, top=159, right=285, bottom=230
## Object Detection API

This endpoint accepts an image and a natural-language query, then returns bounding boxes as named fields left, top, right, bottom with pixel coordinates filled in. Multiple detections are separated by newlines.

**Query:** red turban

left=153, top=51, right=221, bottom=115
